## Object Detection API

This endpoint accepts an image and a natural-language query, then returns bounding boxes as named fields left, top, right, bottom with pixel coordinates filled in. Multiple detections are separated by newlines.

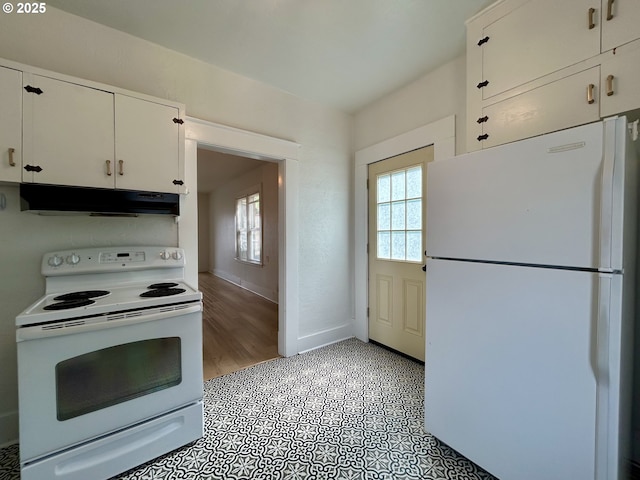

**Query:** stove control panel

left=100, top=251, right=146, bottom=264
left=42, top=246, right=186, bottom=275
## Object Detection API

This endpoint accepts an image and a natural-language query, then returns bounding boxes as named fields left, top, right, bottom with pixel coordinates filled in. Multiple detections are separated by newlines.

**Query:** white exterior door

left=368, top=146, right=433, bottom=361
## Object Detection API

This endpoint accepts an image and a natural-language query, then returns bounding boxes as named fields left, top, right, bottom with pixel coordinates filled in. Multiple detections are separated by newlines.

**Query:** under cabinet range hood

left=20, top=184, right=180, bottom=216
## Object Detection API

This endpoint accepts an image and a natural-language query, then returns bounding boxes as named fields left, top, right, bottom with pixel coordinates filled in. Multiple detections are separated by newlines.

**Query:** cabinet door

left=601, top=0, right=640, bottom=51
left=479, top=0, right=600, bottom=99
left=22, top=74, right=114, bottom=187
left=600, top=41, right=640, bottom=117
left=0, top=67, right=22, bottom=183
left=479, top=67, right=600, bottom=149
left=115, top=94, right=182, bottom=193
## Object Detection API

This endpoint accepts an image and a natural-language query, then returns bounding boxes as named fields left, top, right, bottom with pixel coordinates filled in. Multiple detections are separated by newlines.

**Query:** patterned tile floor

left=0, top=338, right=496, bottom=480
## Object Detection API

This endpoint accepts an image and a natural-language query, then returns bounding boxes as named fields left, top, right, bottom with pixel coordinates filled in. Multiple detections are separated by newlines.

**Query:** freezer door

left=425, top=259, right=608, bottom=480
left=427, top=120, right=613, bottom=269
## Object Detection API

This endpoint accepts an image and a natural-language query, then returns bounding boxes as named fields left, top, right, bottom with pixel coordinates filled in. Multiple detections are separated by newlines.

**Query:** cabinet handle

left=8, top=148, right=15, bottom=167
left=606, top=75, right=615, bottom=96
left=106, top=160, right=112, bottom=176
left=606, top=0, right=614, bottom=20
left=118, top=160, right=124, bottom=176
left=588, top=7, right=596, bottom=29
left=477, top=134, right=489, bottom=141
left=587, top=84, right=596, bottom=104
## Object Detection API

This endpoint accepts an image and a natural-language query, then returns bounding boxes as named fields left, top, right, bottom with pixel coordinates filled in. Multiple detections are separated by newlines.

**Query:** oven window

left=55, top=338, right=182, bottom=421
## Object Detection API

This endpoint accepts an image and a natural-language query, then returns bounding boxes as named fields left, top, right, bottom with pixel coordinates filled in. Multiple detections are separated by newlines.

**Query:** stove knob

left=172, top=250, right=183, bottom=260
left=66, top=254, right=81, bottom=265
left=160, top=250, right=172, bottom=260
left=48, top=255, right=64, bottom=267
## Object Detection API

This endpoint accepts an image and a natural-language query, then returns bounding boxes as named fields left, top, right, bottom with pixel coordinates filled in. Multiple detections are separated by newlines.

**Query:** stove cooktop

left=16, top=280, right=202, bottom=327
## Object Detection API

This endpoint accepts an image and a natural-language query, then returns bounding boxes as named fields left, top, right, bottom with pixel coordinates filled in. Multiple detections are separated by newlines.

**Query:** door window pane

left=375, top=164, right=423, bottom=263
left=377, top=203, right=390, bottom=231
left=391, top=201, right=406, bottom=230
left=391, top=171, right=405, bottom=201
left=377, top=232, right=391, bottom=259
left=377, top=174, right=390, bottom=203
left=56, top=338, right=181, bottom=421
left=391, top=232, right=406, bottom=260
left=406, top=231, right=422, bottom=262
left=406, top=199, right=422, bottom=230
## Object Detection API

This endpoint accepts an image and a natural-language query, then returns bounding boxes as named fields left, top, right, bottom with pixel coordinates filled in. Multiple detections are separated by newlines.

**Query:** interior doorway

left=180, top=117, right=301, bottom=362
left=196, top=148, right=280, bottom=379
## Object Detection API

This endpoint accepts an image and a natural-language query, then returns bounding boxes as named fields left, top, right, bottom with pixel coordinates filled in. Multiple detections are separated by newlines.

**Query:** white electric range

left=16, top=246, right=204, bottom=480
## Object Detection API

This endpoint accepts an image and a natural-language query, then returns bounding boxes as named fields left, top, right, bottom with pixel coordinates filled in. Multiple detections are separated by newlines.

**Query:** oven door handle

left=16, top=303, right=202, bottom=341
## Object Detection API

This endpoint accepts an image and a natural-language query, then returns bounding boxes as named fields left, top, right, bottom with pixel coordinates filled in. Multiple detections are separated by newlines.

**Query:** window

left=236, top=191, right=262, bottom=264
left=376, top=165, right=422, bottom=262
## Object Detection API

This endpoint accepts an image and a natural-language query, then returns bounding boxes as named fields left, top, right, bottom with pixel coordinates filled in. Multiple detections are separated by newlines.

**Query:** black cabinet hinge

left=477, top=134, right=489, bottom=142
left=24, top=85, right=43, bottom=95
left=173, top=179, right=184, bottom=186
left=24, top=165, right=43, bottom=172
left=477, top=36, right=490, bottom=46
left=172, top=118, right=184, bottom=124
left=477, top=80, right=489, bottom=89
left=477, top=116, right=489, bottom=124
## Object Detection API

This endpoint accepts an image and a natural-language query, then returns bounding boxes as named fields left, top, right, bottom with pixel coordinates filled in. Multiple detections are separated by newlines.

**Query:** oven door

left=17, top=304, right=203, bottom=462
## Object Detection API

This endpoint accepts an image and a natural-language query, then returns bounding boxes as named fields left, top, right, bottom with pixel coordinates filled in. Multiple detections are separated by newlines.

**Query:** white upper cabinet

left=479, top=0, right=599, bottom=100
left=601, top=0, right=640, bottom=52
left=0, top=66, right=22, bottom=183
left=18, top=69, right=186, bottom=193
left=467, top=0, right=640, bottom=152
left=22, top=73, right=115, bottom=188
left=115, top=94, right=183, bottom=193
left=600, top=40, right=640, bottom=117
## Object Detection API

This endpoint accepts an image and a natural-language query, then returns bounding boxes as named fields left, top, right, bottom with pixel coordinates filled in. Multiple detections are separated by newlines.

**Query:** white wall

left=209, top=162, right=279, bottom=302
left=197, top=192, right=210, bottom=272
left=0, top=7, right=353, bottom=444
left=354, top=55, right=466, bottom=154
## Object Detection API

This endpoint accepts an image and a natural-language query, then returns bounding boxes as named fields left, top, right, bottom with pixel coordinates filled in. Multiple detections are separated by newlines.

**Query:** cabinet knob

left=606, top=75, right=615, bottom=96
left=588, top=7, right=596, bottom=29
left=106, top=160, right=112, bottom=176
left=7, top=148, right=15, bottom=167
left=118, top=159, right=124, bottom=176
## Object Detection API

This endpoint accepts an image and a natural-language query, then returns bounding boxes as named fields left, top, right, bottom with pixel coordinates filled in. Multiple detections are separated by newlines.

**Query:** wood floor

left=199, top=272, right=279, bottom=380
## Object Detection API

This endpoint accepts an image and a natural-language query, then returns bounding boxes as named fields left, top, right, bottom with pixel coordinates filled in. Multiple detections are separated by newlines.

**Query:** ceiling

left=46, top=0, right=492, bottom=113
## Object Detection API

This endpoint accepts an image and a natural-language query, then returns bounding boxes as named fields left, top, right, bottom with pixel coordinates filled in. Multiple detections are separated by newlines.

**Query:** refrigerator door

left=426, top=119, right=626, bottom=270
left=424, top=258, right=614, bottom=480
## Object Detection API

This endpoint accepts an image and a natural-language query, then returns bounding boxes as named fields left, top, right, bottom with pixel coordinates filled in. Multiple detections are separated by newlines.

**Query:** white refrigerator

left=424, top=116, right=638, bottom=480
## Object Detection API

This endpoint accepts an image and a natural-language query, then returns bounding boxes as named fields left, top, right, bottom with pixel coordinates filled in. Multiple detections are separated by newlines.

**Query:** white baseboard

left=212, top=270, right=278, bottom=304
left=0, top=410, right=18, bottom=447
left=297, top=323, right=353, bottom=354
